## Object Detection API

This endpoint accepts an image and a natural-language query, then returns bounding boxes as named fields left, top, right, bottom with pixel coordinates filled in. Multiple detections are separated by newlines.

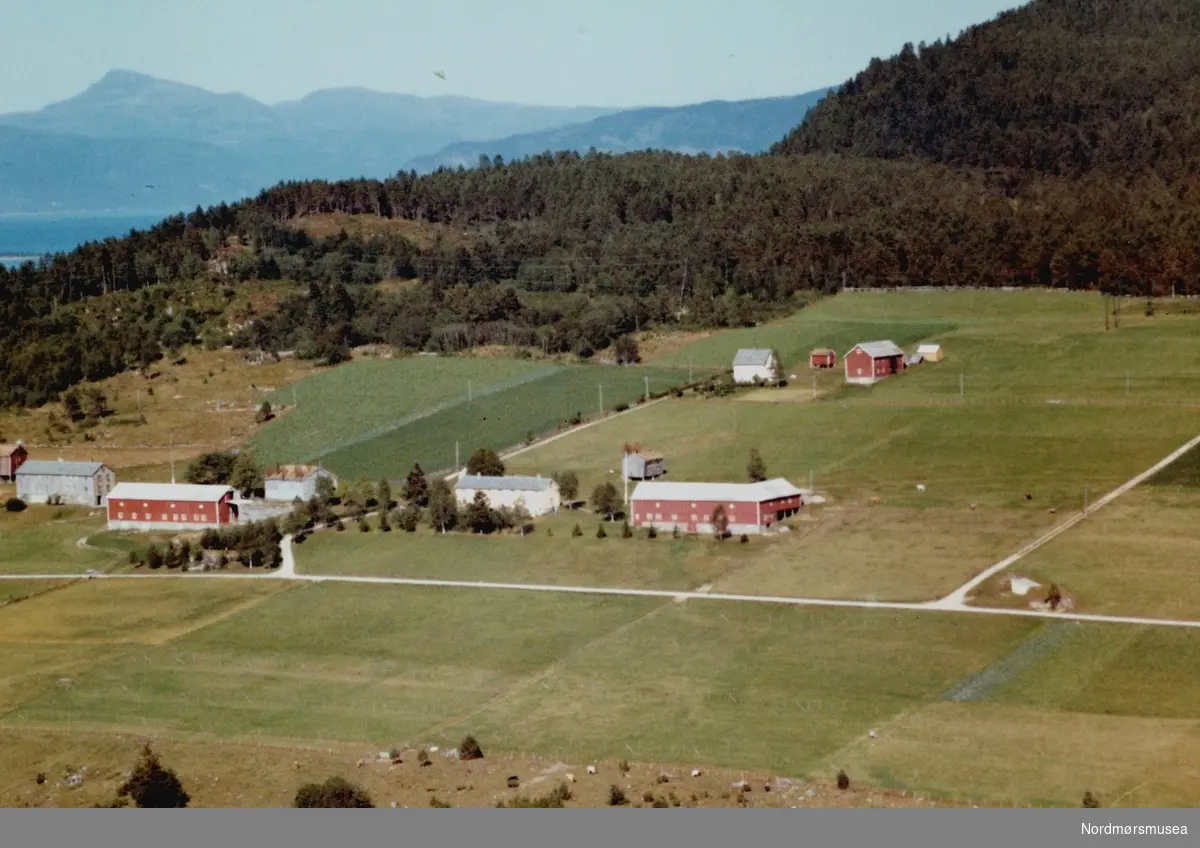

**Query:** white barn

left=732, top=349, right=779, bottom=384
left=455, top=474, right=561, bottom=517
left=16, top=459, right=115, bottom=507
left=265, top=464, right=338, bottom=503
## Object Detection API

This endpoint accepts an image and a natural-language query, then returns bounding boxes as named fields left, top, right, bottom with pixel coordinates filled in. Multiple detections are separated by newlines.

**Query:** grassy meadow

left=0, top=579, right=1197, bottom=805
left=310, top=364, right=695, bottom=480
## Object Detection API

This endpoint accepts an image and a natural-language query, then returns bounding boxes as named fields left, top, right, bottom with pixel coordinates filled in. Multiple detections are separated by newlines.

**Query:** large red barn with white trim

left=844, top=340, right=907, bottom=386
left=629, top=478, right=804, bottom=536
left=106, top=482, right=239, bottom=532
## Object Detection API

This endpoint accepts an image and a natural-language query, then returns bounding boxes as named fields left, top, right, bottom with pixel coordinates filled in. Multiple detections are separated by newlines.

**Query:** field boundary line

left=933, top=430, right=1200, bottom=608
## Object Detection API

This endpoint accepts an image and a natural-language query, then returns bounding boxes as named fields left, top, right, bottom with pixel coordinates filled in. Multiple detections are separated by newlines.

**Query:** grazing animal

left=1025, top=493, right=1033, bottom=500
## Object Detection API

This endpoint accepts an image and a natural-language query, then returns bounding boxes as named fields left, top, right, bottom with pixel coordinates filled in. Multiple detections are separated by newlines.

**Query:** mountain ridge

left=0, top=71, right=830, bottom=213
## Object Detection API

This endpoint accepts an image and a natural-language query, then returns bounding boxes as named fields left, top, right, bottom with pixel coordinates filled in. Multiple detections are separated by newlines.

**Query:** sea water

left=0, top=212, right=169, bottom=268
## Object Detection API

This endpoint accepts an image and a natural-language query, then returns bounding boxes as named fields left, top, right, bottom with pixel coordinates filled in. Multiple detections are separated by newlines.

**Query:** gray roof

left=733, top=348, right=775, bottom=367
left=851, top=340, right=905, bottom=359
left=17, top=459, right=108, bottom=478
left=456, top=474, right=554, bottom=492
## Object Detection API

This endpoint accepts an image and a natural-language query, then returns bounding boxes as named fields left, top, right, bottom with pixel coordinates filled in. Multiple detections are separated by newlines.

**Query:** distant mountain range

left=0, top=70, right=831, bottom=214
left=406, top=90, right=833, bottom=172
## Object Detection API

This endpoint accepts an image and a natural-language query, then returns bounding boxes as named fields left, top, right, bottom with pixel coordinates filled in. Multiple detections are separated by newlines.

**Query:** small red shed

left=844, top=340, right=907, bottom=386
left=0, top=442, right=28, bottom=481
left=810, top=348, right=837, bottom=369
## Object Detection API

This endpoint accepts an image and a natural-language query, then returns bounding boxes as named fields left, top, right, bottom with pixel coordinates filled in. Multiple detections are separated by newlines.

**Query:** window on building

left=161, top=514, right=167, bottom=521
left=117, top=512, right=124, bottom=519
left=170, top=503, right=176, bottom=509
left=172, top=514, right=178, bottom=521
left=132, top=513, right=138, bottom=520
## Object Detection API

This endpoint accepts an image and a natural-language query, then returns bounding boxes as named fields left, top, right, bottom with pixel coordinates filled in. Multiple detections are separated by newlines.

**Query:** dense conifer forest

left=2, top=0, right=1198, bottom=409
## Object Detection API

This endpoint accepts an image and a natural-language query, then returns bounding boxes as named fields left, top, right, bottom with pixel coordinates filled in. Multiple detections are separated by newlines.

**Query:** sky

left=0, top=0, right=1024, bottom=113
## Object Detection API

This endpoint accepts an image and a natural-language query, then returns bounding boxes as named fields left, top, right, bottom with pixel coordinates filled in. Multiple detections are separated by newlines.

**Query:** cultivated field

left=0, top=579, right=1196, bottom=806
left=255, top=359, right=697, bottom=480
left=247, top=356, right=560, bottom=468
left=296, top=513, right=759, bottom=591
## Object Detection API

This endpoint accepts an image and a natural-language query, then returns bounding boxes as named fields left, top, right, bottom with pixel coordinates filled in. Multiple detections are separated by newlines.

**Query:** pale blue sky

left=1, top=0, right=1023, bottom=112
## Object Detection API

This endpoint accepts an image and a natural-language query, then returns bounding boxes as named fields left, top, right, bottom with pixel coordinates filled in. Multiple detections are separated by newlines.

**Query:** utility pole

left=136, top=388, right=141, bottom=413
left=644, top=376, right=650, bottom=403
left=169, top=435, right=176, bottom=485
left=599, top=383, right=603, bottom=416
left=293, top=385, right=297, bottom=408
left=812, top=375, right=817, bottom=400
left=688, top=357, right=693, bottom=382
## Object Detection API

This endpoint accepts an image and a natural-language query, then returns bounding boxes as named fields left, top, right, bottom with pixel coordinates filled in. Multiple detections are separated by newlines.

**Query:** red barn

left=106, top=482, right=239, bottom=532
left=810, top=348, right=837, bottom=369
left=0, top=442, right=28, bottom=481
left=844, top=340, right=907, bottom=386
left=629, top=478, right=804, bottom=536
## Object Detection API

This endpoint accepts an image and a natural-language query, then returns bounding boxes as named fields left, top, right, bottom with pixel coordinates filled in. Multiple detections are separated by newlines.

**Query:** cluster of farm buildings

left=1, top=338, right=944, bottom=538
left=733, top=341, right=944, bottom=386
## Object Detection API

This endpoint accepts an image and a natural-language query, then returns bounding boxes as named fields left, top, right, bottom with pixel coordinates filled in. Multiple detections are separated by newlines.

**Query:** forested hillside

left=775, top=0, right=1200, bottom=176
left=3, top=0, right=1200, bottom=411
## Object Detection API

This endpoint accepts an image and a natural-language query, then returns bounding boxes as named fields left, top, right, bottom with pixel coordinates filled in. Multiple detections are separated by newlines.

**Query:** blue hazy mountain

left=0, top=71, right=831, bottom=213
left=405, top=89, right=834, bottom=173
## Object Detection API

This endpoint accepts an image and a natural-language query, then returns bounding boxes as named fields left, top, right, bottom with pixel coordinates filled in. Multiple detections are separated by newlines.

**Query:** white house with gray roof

left=455, top=473, right=561, bottom=517
left=16, top=459, right=116, bottom=507
left=732, top=348, right=780, bottom=384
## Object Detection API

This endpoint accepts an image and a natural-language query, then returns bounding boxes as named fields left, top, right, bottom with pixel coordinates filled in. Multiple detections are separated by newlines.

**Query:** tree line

left=5, top=0, right=1200, bottom=411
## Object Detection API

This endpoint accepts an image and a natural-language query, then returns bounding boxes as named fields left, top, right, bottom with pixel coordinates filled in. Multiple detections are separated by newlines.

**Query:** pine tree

left=465, top=491, right=495, bottom=534
left=403, top=463, right=429, bottom=507
left=117, top=745, right=190, bottom=808
left=377, top=478, right=392, bottom=511
left=747, top=449, right=767, bottom=482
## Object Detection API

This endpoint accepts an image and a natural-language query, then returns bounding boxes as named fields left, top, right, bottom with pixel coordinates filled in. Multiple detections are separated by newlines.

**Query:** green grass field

left=2, top=579, right=1198, bottom=805
left=296, top=512, right=758, bottom=590
left=976, top=487, right=1200, bottom=619
left=247, top=356, right=561, bottom=467
left=315, top=364, right=694, bottom=480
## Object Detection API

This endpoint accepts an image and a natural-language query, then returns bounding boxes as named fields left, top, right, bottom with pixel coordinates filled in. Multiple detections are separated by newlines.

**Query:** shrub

left=293, top=776, right=374, bottom=808
left=499, top=782, right=573, bottom=808
left=608, top=785, right=628, bottom=806
left=35, top=772, right=45, bottom=785
left=418, top=749, right=431, bottom=766
left=647, top=525, right=658, bottom=539
left=596, top=523, right=607, bottom=539
left=429, top=796, right=453, bottom=808
left=621, top=520, right=633, bottom=538
left=117, top=744, right=190, bottom=808
left=614, top=402, right=630, bottom=413
left=642, top=790, right=655, bottom=803
left=836, top=770, right=850, bottom=791
left=618, top=759, right=630, bottom=773
left=740, top=534, right=749, bottom=544
left=335, top=520, right=345, bottom=532
left=571, top=523, right=583, bottom=537
left=458, top=735, right=484, bottom=761
left=1082, top=791, right=1100, bottom=808
left=652, top=798, right=670, bottom=808
left=4, top=497, right=26, bottom=513
left=1047, top=583, right=1063, bottom=610
left=357, top=518, right=370, bottom=533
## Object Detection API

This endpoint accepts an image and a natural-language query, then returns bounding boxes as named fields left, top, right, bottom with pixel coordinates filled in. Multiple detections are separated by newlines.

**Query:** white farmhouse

left=16, top=459, right=115, bottom=507
left=732, top=348, right=779, bottom=384
left=455, top=474, right=561, bottom=517
left=265, top=464, right=338, bottom=503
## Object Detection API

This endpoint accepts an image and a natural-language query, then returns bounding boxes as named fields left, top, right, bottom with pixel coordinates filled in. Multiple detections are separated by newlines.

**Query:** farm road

left=6, top=423, right=1200, bottom=633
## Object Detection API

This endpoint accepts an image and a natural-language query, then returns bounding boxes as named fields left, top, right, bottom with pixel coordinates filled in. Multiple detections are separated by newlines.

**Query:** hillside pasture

left=0, top=348, right=318, bottom=474
left=313, top=364, right=695, bottom=480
